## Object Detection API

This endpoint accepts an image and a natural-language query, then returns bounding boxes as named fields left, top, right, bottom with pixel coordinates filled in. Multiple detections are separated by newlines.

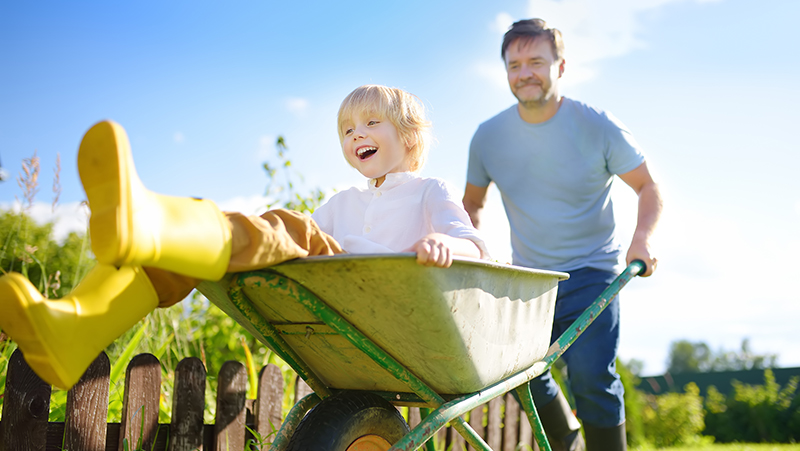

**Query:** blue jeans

left=529, top=267, right=625, bottom=428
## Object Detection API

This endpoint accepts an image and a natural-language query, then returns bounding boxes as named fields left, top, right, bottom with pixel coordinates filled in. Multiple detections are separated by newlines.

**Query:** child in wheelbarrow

left=0, top=84, right=489, bottom=390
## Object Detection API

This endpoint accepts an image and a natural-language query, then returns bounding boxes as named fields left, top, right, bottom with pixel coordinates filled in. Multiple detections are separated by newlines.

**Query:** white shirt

left=312, top=172, right=490, bottom=259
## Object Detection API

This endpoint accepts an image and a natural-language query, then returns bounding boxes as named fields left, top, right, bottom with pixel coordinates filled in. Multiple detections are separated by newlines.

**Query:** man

left=463, top=19, right=662, bottom=451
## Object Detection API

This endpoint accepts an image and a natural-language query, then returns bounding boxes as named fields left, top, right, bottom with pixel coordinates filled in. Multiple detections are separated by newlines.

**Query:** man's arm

left=462, top=182, right=490, bottom=229
left=618, top=162, right=663, bottom=277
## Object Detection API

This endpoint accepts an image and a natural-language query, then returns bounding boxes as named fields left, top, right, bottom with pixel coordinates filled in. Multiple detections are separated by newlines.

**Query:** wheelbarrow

left=197, top=254, right=644, bottom=451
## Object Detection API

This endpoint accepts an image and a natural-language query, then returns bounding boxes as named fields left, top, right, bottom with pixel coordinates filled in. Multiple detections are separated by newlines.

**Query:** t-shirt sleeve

left=603, top=111, right=646, bottom=175
left=424, top=180, right=491, bottom=260
left=466, top=125, right=492, bottom=188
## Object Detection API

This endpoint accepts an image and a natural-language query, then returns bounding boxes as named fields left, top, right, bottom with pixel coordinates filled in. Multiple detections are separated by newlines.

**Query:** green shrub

left=703, top=369, right=799, bottom=443
left=1, top=210, right=93, bottom=297
left=642, top=382, right=706, bottom=447
left=618, top=359, right=648, bottom=447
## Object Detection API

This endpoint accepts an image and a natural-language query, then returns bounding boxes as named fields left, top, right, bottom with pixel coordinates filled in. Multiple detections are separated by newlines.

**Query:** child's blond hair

left=337, top=85, right=431, bottom=172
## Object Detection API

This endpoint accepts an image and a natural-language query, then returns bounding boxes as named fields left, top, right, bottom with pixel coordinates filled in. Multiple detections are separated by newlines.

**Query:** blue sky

left=2, top=0, right=798, bottom=376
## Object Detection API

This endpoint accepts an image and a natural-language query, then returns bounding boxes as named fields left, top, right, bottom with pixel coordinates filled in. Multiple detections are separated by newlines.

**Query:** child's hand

left=408, top=233, right=455, bottom=268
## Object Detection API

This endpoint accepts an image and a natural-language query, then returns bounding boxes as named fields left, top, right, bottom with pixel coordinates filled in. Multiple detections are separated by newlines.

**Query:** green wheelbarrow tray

left=200, top=254, right=567, bottom=395
left=196, top=254, right=644, bottom=451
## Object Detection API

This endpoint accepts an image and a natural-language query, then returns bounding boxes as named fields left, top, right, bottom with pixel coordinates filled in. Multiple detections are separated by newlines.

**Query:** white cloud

left=285, top=97, right=309, bottom=117
left=1, top=200, right=89, bottom=243
left=475, top=0, right=713, bottom=87
left=615, top=192, right=800, bottom=373
left=472, top=61, right=508, bottom=90
left=490, top=12, right=514, bottom=34
left=217, top=194, right=272, bottom=217
left=477, top=181, right=800, bottom=375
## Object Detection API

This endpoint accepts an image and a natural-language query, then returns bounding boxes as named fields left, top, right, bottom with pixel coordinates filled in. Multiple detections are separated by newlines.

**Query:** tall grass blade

left=110, top=321, right=148, bottom=385
left=242, top=337, right=258, bottom=399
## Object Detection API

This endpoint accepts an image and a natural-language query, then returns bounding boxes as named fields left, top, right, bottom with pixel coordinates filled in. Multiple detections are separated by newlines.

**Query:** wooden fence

left=0, top=349, right=539, bottom=451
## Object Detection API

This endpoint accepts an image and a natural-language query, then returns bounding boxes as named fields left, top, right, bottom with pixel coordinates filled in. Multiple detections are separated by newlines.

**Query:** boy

left=315, top=85, right=488, bottom=266
left=0, top=85, right=487, bottom=390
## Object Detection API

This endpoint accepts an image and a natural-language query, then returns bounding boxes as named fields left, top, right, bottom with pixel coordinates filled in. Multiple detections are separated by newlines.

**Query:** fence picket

left=0, top=350, right=52, bottom=451
left=502, top=393, right=519, bottom=451
left=119, top=353, right=161, bottom=451
left=0, top=352, right=539, bottom=450
left=467, top=404, right=485, bottom=451
left=254, top=363, right=283, bottom=446
left=487, top=397, right=502, bottom=450
left=168, top=357, right=206, bottom=451
left=293, top=376, right=313, bottom=402
left=214, top=361, right=247, bottom=451
left=64, top=352, right=110, bottom=451
left=519, top=406, right=536, bottom=450
left=447, top=415, right=467, bottom=451
left=407, top=406, right=421, bottom=427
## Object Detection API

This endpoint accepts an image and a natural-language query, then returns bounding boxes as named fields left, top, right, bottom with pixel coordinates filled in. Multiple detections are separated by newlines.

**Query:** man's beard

left=513, top=81, right=554, bottom=108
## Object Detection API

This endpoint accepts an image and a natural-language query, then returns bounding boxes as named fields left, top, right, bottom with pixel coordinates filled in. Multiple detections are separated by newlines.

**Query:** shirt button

left=375, top=191, right=382, bottom=198
left=364, top=226, right=372, bottom=233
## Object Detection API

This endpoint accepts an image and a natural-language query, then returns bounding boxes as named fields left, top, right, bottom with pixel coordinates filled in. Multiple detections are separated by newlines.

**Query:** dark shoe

left=538, top=391, right=585, bottom=451
left=584, top=422, right=627, bottom=451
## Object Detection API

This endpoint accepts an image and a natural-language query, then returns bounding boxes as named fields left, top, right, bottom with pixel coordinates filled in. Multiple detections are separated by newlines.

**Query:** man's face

left=504, top=37, right=564, bottom=109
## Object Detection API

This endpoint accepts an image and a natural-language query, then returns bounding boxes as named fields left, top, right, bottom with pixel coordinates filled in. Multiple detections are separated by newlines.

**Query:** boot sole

left=78, top=120, right=134, bottom=266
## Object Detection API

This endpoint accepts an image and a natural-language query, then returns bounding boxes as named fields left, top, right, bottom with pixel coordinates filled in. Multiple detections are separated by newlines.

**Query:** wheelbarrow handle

left=630, top=259, right=647, bottom=276
left=540, top=258, right=646, bottom=369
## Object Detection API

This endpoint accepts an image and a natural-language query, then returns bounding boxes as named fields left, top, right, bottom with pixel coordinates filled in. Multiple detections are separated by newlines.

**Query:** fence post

left=502, top=393, right=520, bottom=451
left=519, top=405, right=536, bottom=450
left=2, top=352, right=546, bottom=451
left=293, top=376, right=313, bottom=402
left=169, top=357, right=206, bottom=451
left=253, top=363, right=283, bottom=447
left=487, top=397, right=502, bottom=450
left=214, top=361, right=247, bottom=451
left=446, top=414, right=467, bottom=451
left=467, top=404, right=485, bottom=451
left=119, top=353, right=161, bottom=451
left=64, top=352, right=110, bottom=451
left=0, top=350, right=51, bottom=451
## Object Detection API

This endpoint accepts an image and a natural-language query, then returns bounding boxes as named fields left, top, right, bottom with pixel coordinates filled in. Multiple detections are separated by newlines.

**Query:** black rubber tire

left=285, top=390, right=410, bottom=451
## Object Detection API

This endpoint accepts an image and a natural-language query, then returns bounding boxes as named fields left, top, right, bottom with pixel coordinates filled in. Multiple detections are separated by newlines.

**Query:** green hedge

left=624, top=368, right=800, bottom=447
left=704, top=369, right=800, bottom=443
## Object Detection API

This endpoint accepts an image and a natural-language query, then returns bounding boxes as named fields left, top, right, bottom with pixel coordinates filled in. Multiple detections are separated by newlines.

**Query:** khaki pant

left=145, top=209, right=344, bottom=307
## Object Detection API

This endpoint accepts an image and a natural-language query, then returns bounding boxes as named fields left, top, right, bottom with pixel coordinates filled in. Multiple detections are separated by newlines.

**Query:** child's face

left=341, top=114, right=411, bottom=187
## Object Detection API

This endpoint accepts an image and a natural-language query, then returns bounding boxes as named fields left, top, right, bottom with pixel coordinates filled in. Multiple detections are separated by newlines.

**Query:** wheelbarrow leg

left=515, top=384, right=553, bottom=451
left=268, top=393, right=321, bottom=451
left=391, top=404, right=492, bottom=450
left=418, top=408, right=438, bottom=451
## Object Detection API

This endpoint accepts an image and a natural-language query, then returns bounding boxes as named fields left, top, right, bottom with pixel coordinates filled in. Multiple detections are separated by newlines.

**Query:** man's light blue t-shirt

left=467, top=98, right=645, bottom=273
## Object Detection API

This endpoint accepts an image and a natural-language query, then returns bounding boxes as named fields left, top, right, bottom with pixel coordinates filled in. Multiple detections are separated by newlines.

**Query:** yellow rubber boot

left=0, top=265, right=158, bottom=390
left=78, top=120, right=231, bottom=281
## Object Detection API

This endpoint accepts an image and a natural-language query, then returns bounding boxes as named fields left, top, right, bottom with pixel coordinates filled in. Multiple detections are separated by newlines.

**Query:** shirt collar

left=368, top=172, right=417, bottom=191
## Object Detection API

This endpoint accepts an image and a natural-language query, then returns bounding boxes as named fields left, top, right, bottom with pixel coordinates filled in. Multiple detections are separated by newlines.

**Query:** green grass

left=638, top=444, right=800, bottom=451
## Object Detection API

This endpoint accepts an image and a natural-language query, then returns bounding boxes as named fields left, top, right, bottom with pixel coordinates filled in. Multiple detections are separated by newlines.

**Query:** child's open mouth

left=357, top=146, right=378, bottom=160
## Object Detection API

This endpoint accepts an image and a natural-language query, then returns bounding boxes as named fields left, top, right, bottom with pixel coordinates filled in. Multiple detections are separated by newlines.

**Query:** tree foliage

left=667, top=338, right=778, bottom=374
left=1, top=210, right=94, bottom=298
left=704, top=369, right=800, bottom=443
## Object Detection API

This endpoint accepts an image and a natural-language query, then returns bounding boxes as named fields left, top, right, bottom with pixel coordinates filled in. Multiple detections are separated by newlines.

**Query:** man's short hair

left=502, top=18, right=564, bottom=62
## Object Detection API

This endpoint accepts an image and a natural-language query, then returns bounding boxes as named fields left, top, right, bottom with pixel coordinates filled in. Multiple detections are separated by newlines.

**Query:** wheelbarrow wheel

left=286, top=390, right=410, bottom=451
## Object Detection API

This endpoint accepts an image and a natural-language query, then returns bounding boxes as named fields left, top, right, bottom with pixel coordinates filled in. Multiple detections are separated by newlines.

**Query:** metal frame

left=227, top=260, right=644, bottom=451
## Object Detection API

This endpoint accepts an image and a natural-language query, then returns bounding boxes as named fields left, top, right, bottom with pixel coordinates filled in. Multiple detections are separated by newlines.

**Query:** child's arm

left=409, top=233, right=482, bottom=268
